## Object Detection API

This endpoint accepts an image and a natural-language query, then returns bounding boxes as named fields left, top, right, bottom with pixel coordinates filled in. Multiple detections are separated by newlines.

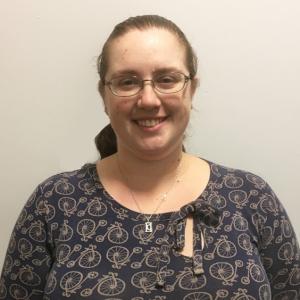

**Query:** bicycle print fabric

left=0, top=159, right=299, bottom=299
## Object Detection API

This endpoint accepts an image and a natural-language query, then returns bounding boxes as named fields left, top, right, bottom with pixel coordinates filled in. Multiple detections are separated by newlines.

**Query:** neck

left=113, top=147, right=185, bottom=193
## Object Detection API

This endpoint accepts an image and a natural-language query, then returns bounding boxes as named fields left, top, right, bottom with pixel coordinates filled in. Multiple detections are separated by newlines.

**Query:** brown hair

left=95, top=15, right=198, bottom=158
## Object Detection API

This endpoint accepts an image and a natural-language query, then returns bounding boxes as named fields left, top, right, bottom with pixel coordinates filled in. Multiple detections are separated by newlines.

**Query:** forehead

left=106, top=28, right=187, bottom=77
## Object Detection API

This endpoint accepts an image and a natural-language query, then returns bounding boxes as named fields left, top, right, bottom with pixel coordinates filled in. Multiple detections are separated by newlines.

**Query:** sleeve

left=255, top=182, right=300, bottom=299
left=0, top=184, right=54, bottom=300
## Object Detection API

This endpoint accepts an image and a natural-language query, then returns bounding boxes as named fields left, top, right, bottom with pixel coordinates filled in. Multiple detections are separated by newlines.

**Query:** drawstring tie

left=156, top=200, right=220, bottom=287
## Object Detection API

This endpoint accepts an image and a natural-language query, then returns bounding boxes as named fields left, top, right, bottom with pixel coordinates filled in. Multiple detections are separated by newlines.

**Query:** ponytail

left=94, top=124, right=117, bottom=159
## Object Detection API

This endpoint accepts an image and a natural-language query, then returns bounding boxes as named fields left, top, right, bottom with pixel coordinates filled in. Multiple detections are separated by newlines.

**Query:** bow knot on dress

left=156, top=200, right=220, bottom=287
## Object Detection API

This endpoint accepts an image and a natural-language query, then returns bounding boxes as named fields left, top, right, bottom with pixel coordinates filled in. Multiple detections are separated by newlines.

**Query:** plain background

left=0, top=0, right=299, bottom=270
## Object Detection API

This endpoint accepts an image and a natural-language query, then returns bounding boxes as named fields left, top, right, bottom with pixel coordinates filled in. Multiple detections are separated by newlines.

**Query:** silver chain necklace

left=116, top=155, right=182, bottom=233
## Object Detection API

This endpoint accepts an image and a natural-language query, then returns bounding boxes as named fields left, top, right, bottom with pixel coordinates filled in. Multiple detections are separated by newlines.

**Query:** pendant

left=145, top=221, right=153, bottom=233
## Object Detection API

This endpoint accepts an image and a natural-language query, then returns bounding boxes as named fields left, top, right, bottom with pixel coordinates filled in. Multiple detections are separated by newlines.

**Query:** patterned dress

left=0, top=159, right=299, bottom=299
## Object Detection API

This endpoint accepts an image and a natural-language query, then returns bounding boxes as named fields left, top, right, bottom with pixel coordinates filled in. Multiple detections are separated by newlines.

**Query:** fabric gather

left=156, top=200, right=221, bottom=287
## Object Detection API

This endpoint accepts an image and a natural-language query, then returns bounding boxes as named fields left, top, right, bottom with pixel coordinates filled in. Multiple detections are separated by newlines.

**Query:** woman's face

left=102, top=28, right=197, bottom=159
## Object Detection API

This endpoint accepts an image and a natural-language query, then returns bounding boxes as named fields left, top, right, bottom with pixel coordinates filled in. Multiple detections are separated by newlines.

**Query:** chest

left=44, top=200, right=271, bottom=300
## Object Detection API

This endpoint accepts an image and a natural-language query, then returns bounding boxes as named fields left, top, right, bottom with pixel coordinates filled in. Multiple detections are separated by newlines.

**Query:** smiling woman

left=99, top=28, right=196, bottom=160
left=0, top=15, right=299, bottom=300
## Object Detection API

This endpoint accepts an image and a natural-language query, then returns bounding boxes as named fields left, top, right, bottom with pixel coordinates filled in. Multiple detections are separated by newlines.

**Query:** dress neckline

left=87, top=157, right=214, bottom=221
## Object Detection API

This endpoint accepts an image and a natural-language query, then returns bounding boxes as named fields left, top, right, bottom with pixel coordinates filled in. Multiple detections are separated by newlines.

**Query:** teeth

left=137, top=119, right=163, bottom=127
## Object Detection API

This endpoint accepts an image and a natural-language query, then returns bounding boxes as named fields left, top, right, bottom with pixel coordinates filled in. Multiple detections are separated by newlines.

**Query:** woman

left=1, top=15, right=299, bottom=300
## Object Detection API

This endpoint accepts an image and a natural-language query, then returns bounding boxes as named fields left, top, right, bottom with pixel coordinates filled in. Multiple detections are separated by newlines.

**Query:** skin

left=97, top=28, right=208, bottom=257
left=101, top=28, right=198, bottom=163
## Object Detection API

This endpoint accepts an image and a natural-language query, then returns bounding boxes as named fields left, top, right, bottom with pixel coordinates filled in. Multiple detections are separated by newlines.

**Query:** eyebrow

left=110, top=67, right=184, bottom=79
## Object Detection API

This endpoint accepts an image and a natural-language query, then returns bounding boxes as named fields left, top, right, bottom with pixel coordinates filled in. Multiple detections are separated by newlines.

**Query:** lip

left=133, top=116, right=168, bottom=131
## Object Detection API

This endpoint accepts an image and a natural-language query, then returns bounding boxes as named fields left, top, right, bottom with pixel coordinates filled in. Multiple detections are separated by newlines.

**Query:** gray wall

left=1, top=0, right=299, bottom=269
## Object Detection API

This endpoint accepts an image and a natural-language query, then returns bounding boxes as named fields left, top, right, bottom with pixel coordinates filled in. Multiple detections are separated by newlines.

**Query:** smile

left=136, top=118, right=166, bottom=127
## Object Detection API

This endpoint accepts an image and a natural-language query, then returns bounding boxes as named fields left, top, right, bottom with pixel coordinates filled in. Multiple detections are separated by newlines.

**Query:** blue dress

left=0, top=160, right=299, bottom=299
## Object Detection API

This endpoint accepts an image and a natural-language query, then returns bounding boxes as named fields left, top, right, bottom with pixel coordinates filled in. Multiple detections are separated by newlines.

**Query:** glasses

left=104, top=72, right=191, bottom=97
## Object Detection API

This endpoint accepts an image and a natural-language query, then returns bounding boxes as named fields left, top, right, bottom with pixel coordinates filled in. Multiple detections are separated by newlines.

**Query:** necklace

left=116, top=155, right=182, bottom=233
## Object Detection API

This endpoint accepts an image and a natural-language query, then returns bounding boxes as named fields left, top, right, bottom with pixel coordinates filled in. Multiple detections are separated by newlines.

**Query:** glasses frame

left=104, top=72, right=191, bottom=97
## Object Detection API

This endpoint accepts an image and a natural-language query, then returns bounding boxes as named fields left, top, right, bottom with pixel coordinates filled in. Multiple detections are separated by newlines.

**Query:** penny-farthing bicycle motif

left=0, top=278, right=7, bottom=299
left=15, top=209, right=31, bottom=230
left=35, top=199, right=55, bottom=222
left=21, top=220, right=46, bottom=242
left=77, top=197, right=107, bottom=217
left=131, top=271, right=157, bottom=294
left=67, top=245, right=101, bottom=268
left=273, top=290, right=298, bottom=300
left=245, top=173, right=266, bottom=190
left=208, top=193, right=227, bottom=209
left=18, top=238, right=45, bottom=260
left=250, top=194, right=278, bottom=215
left=56, top=244, right=82, bottom=266
left=60, top=271, right=98, bottom=297
left=44, top=270, right=57, bottom=295
left=58, top=220, right=73, bottom=242
left=251, top=212, right=266, bottom=232
left=232, top=288, right=256, bottom=300
left=53, top=179, right=75, bottom=196
left=131, top=246, right=169, bottom=269
left=258, top=284, right=271, bottom=300
left=107, top=246, right=142, bottom=269
left=224, top=212, right=248, bottom=232
left=273, top=265, right=300, bottom=289
left=215, top=290, right=230, bottom=299
left=280, top=216, right=293, bottom=238
left=79, top=272, right=125, bottom=297
left=278, top=242, right=295, bottom=263
left=8, top=284, right=42, bottom=300
left=209, top=260, right=243, bottom=285
left=96, top=222, right=128, bottom=244
left=238, top=233, right=254, bottom=255
left=10, top=265, right=41, bottom=286
left=58, top=196, right=84, bottom=217
left=60, top=271, right=87, bottom=297
left=183, top=291, right=213, bottom=300
left=289, top=265, right=300, bottom=286
left=208, top=211, right=230, bottom=233
left=228, top=190, right=258, bottom=209
left=241, top=259, right=265, bottom=284
left=275, top=216, right=293, bottom=243
left=77, top=219, right=106, bottom=241
left=106, top=197, right=129, bottom=220
left=133, top=223, right=164, bottom=245
left=224, top=175, right=244, bottom=189
left=259, top=225, right=275, bottom=249
left=78, top=178, right=97, bottom=194
left=164, top=267, right=207, bottom=292
left=204, top=235, right=237, bottom=260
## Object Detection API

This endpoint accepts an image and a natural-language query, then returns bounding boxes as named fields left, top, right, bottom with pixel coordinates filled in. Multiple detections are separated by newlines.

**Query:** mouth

left=134, top=117, right=168, bottom=128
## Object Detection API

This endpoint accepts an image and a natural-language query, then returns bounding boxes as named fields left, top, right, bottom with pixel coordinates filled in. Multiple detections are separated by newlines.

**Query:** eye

left=155, top=73, right=181, bottom=86
left=114, top=76, right=139, bottom=90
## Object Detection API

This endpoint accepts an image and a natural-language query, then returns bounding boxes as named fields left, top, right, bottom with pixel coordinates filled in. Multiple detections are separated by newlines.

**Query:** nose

left=137, top=80, right=161, bottom=109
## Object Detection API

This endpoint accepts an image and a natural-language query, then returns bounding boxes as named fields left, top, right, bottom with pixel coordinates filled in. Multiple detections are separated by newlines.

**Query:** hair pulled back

left=95, top=15, right=197, bottom=158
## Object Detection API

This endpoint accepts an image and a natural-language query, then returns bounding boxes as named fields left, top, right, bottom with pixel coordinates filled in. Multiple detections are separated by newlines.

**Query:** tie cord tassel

left=155, top=200, right=220, bottom=286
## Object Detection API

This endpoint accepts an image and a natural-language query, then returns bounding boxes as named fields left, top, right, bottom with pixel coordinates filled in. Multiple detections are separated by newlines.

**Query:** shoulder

left=205, top=158, right=287, bottom=226
left=37, top=163, right=98, bottom=191
left=25, top=163, right=100, bottom=212
left=206, top=159, right=269, bottom=191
